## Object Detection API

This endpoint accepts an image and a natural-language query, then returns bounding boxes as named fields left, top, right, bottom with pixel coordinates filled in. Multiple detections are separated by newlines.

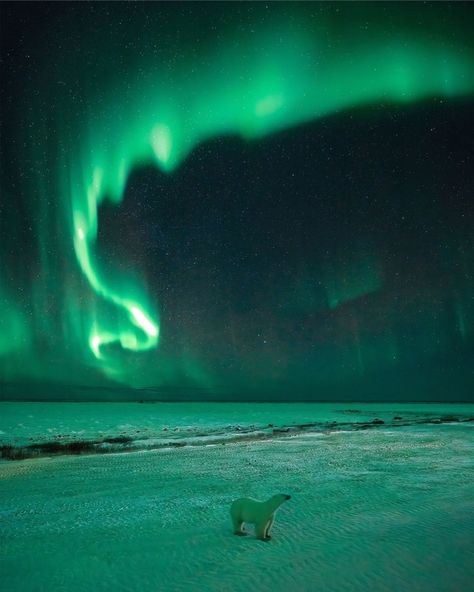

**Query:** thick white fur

left=230, top=493, right=291, bottom=540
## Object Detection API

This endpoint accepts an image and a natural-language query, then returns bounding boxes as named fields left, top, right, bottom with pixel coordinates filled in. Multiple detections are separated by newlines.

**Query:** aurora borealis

left=1, top=2, right=473, bottom=400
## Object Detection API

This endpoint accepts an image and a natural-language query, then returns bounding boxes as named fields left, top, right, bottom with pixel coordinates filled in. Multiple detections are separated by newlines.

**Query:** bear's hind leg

left=232, top=517, right=246, bottom=535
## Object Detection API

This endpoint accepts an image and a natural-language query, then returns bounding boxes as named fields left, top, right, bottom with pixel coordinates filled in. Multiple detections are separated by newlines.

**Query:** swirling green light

left=3, top=5, right=473, bottom=389
left=71, top=166, right=158, bottom=361
left=67, top=21, right=474, bottom=370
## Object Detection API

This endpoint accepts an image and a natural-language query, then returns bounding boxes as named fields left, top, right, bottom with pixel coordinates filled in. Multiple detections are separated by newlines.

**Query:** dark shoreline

left=1, top=413, right=472, bottom=462
left=1, top=399, right=474, bottom=404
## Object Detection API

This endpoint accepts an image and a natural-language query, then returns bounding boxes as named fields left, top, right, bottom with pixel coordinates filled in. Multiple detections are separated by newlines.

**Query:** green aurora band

left=70, top=22, right=474, bottom=368
left=1, top=4, right=474, bottom=393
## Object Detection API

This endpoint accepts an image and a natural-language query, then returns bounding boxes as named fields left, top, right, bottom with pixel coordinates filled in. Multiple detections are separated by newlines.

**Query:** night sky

left=1, top=2, right=473, bottom=401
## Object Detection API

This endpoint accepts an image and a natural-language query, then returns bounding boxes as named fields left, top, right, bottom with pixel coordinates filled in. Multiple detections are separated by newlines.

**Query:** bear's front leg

left=256, top=521, right=271, bottom=541
left=264, top=515, right=275, bottom=539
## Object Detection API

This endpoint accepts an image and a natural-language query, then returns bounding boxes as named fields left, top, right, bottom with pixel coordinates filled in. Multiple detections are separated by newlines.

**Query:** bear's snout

left=285, top=494, right=291, bottom=500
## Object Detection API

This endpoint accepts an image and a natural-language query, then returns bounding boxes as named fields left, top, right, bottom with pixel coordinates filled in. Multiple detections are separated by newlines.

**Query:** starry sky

left=1, top=2, right=473, bottom=401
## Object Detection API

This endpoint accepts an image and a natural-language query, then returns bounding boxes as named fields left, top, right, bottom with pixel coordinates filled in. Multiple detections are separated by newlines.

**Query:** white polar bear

left=230, top=493, right=291, bottom=541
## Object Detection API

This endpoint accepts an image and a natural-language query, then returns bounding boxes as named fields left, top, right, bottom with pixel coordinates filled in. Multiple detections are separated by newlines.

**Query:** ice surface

left=1, top=403, right=473, bottom=591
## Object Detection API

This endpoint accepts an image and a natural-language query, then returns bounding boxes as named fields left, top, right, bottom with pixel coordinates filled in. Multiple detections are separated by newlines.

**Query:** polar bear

left=230, top=493, right=291, bottom=541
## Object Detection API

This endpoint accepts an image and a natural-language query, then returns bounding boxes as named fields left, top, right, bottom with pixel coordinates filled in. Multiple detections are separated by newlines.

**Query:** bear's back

left=230, top=497, right=263, bottom=523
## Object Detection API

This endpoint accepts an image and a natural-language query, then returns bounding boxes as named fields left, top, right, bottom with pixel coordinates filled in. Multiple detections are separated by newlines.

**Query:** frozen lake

left=1, top=403, right=473, bottom=591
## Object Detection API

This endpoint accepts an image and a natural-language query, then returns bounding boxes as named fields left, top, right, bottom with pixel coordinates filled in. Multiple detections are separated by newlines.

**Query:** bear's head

left=270, top=493, right=291, bottom=504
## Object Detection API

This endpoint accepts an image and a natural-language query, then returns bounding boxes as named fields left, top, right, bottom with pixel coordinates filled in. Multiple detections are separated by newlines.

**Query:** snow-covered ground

left=1, top=403, right=474, bottom=591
